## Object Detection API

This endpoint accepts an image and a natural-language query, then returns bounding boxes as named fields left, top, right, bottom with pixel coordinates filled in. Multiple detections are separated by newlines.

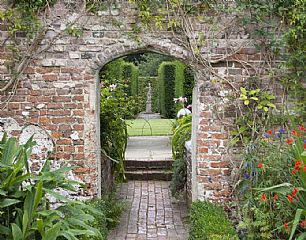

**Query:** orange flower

left=287, top=195, right=293, bottom=203
left=261, top=193, right=267, bottom=201
left=258, top=162, right=263, bottom=169
left=292, top=169, right=297, bottom=175
left=286, top=138, right=293, bottom=145
left=291, top=130, right=297, bottom=136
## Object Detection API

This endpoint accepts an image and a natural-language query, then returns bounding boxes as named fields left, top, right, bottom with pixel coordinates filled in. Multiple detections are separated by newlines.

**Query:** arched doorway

left=96, top=50, right=199, bottom=238
left=93, top=44, right=202, bottom=203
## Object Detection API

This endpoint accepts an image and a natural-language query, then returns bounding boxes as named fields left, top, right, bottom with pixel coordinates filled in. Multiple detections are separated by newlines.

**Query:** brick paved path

left=108, top=181, right=188, bottom=240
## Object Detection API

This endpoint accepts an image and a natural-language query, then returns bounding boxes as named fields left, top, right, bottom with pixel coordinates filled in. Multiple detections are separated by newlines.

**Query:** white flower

left=109, top=84, right=117, bottom=91
left=173, top=98, right=179, bottom=103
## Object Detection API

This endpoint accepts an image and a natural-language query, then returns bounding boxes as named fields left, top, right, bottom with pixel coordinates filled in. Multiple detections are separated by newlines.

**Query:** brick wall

left=0, top=0, right=267, bottom=202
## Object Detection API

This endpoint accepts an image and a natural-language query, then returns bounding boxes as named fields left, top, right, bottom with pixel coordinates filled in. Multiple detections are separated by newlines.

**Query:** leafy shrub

left=256, top=127, right=306, bottom=239
left=237, top=129, right=296, bottom=239
left=171, top=115, right=191, bottom=194
left=81, top=194, right=125, bottom=240
left=170, top=157, right=187, bottom=195
left=189, top=201, right=238, bottom=240
left=0, top=133, right=102, bottom=240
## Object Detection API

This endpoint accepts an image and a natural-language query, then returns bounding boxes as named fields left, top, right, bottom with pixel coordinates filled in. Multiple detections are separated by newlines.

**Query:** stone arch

left=92, top=40, right=202, bottom=199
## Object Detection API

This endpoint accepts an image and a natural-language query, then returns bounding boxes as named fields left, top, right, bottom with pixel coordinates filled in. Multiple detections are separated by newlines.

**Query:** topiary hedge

left=121, top=62, right=139, bottom=97
left=158, top=62, right=176, bottom=118
left=158, top=61, right=195, bottom=118
left=189, top=201, right=238, bottom=240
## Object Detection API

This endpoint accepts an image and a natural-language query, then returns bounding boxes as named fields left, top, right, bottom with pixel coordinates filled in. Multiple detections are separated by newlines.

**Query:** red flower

left=267, top=129, right=273, bottom=135
left=261, top=193, right=267, bottom=201
left=304, top=165, right=306, bottom=172
left=287, top=195, right=293, bottom=203
left=292, top=187, right=299, bottom=198
left=258, top=162, right=263, bottom=169
left=287, top=138, right=293, bottom=145
left=284, top=222, right=289, bottom=229
left=273, top=194, right=278, bottom=201
left=300, top=220, right=306, bottom=229
left=304, top=143, right=306, bottom=149
left=294, top=160, right=302, bottom=171
left=299, top=125, right=306, bottom=132
left=292, top=169, right=297, bottom=175
left=291, top=130, right=297, bottom=136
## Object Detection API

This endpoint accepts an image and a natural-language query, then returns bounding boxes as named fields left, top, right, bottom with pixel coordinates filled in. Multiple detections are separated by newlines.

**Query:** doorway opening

left=98, top=51, right=196, bottom=238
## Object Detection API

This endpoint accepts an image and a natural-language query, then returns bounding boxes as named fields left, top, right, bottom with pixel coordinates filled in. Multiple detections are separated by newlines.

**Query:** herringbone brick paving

left=108, top=181, right=188, bottom=240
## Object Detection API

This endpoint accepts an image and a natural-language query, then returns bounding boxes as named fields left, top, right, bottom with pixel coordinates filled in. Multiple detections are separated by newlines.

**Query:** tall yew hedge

left=158, top=61, right=194, bottom=118
left=121, top=62, right=139, bottom=96
left=158, top=62, right=176, bottom=118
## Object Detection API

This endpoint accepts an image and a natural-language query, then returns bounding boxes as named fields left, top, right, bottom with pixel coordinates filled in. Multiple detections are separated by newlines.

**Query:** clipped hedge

left=158, top=62, right=176, bottom=118
left=158, top=61, right=195, bottom=118
left=189, top=201, right=238, bottom=240
left=183, top=66, right=194, bottom=103
left=174, top=60, right=185, bottom=99
left=121, top=62, right=139, bottom=96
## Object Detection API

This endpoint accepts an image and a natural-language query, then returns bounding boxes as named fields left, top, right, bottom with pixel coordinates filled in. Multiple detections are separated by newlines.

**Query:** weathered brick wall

left=0, top=0, right=265, bottom=201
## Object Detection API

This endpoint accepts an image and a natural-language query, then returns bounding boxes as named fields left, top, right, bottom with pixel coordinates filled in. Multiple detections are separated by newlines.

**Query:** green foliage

left=121, top=62, right=139, bottom=97
left=8, top=0, right=57, bottom=14
left=158, top=61, right=194, bottom=118
left=138, top=53, right=174, bottom=77
left=100, top=58, right=143, bottom=179
left=189, top=200, right=238, bottom=240
left=64, top=27, right=83, bottom=37
left=170, top=115, right=191, bottom=194
left=174, top=61, right=185, bottom=109
left=170, top=157, right=187, bottom=195
left=237, top=135, right=293, bottom=239
left=230, top=87, right=277, bottom=146
left=0, top=133, right=103, bottom=240
left=236, top=0, right=306, bottom=120
left=158, top=62, right=176, bottom=118
left=85, top=0, right=109, bottom=13
left=256, top=127, right=306, bottom=239
left=183, top=66, right=194, bottom=102
left=172, top=115, right=192, bottom=159
left=81, top=194, right=125, bottom=240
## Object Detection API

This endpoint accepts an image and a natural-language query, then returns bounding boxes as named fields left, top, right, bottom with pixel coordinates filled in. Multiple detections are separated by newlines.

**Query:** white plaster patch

left=0, top=118, right=21, bottom=138
left=54, top=82, right=76, bottom=88
left=22, top=111, right=30, bottom=116
left=19, top=125, right=54, bottom=156
left=70, top=131, right=79, bottom=140
left=36, top=103, right=46, bottom=109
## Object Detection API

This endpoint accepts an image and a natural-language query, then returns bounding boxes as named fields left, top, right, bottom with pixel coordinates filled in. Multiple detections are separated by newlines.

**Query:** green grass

left=125, top=119, right=175, bottom=136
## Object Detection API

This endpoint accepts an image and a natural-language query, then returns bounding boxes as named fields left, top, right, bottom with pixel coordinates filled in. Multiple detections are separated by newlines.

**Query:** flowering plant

left=256, top=126, right=306, bottom=239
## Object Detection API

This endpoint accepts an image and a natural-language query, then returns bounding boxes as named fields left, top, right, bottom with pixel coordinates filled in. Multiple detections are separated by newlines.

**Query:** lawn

left=125, top=119, right=175, bottom=136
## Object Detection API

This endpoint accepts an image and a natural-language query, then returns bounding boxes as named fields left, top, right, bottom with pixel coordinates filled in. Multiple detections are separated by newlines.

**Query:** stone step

left=124, top=159, right=173, bottom=170
left=125, top=170, right=173, bottom=181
